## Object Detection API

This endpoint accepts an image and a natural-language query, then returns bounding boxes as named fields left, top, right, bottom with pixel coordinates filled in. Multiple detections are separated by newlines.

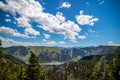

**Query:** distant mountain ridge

left=4, top=45, right=119, bottom=64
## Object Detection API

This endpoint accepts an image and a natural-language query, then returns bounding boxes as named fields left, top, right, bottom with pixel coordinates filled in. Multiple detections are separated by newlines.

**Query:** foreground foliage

left=0, top=41, right=48, bottom=80
left=109, top=47, right=120, bottom=80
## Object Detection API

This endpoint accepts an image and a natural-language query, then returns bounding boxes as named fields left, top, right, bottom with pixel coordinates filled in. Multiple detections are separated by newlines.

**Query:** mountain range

left=4, top=45, right=119, bottom=65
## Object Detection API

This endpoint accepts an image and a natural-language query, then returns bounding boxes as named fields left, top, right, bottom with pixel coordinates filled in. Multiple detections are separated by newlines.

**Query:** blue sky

left=0, top=0, right=120, bottom=47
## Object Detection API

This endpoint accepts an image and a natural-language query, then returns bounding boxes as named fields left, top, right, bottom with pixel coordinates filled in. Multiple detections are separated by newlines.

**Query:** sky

left=0, top=0, right=120, bottom=47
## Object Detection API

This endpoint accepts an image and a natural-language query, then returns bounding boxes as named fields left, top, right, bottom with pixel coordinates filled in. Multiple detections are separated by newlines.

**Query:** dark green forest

left=0, top=41, right=48, bottom=80
left=0, top=41, right=120, bottom=80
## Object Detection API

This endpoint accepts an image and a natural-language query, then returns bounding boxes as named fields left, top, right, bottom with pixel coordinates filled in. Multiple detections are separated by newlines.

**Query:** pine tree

left=0, top=40, right=4, bottom=59
left=0, top=40, right=5, bottom=65
left=0, top=40, right=2, bottom=49
left=91, top=56, right=108, bottom=80
left=109, top=47, right=120, bottom=80
left=26, top=51, right=41, bottom=80
left=18, top=65, right=26, bottom=80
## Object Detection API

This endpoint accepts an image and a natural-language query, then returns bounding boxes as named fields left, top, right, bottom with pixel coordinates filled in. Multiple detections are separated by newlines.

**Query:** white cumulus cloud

left=0, top=36, right=36, bottom=47
left=56, top=12, right=65, bottom=23
left=15, top=16, right=31, bottom=28
left=0, top=0, right=43, bottom=16
left=46, top=41, right=57, bottom=45
left=107, top=41, right=120, bottom=46
left=78, top=35, right=87, bottom=40
left=25, top=28, right=40, bottom=36
left=42, top=40, right=57, bottom=46
left=60, top=20, right=81, bottom=42
left=0, top=0, right=82, bottom=42
left=42, top=40, right=66, bottom=46
left=0, top=0, right=42, bottom=37
left=0, top=26, right=29, bottom=38
left=36, top=12, right=81, bottom=42
left=60, top=2, right=71, bottom=8
left=58, top=41, right=66, bottom=44
left=75, top=10, right=99, bottom=26
left=108, top=41, right=114, bottom=45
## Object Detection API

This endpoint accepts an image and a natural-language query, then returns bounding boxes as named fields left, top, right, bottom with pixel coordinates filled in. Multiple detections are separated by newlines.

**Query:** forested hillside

left=0, top=42, right=48, bottom=80
left=47, top=47, right=120, bottom=80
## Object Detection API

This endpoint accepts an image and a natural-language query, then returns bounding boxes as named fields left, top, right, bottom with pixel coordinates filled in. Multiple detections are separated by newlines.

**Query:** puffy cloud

left=42, top=40, right=57, bottom=46
left=60, top=20, right=81, bottom=42
left=0, top=26, right=29, bottom=38
left=0, top=0, right=42, bottom=37
left=37, top=13, right=81, bottom=42
left=108, top=41, right=114, bottom=45
left=25, top=28, right=40, bottom=36
left=46, top=41, right=57, bottom=45
left=5, top=19, right=11, bottom=22
left=43, top=33, right=50, bottom=39
left=15, top=16, right=31, bottom=28
left=42, top=39, right=47, bottom=42
left=107, top=41, right=120, bottom=46
left=0, top=36, right=36, bottom=47
left=56, top=12, right=65, bottom=23
left=15, top=16, right=40, bottom=36
left=78, top=35, right=87, bottom=40
left=0, top=0, right=43, bottom=16
left=58, top=41, right=66, bottom=44
left=60, top=2, right=71, bottom=8
left=0, top=0, right=82, bottom=42
left=42, top=40, right=66, bottom=46
left=75, top=10, right=99, bottom=26
left=38, top=20, right=81, bottom=42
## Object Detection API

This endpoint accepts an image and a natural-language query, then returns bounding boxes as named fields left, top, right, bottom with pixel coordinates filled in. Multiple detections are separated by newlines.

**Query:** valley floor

left=40, top=61, right=65, bottom=66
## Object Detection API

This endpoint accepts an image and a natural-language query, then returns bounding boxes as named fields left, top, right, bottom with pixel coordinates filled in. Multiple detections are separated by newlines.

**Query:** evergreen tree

left=0, top=40, right=4, bottom=59
left=0, top=40, right=2, bottom=49
left=91, top=56, right=108, bottom=80
left=0, top=40, right=5, bottom=66
left=26, top=51, right=41, bottom=80
left=109, top=48, right=120, bottom=80
left=18, top=65, right=26, bottom=80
